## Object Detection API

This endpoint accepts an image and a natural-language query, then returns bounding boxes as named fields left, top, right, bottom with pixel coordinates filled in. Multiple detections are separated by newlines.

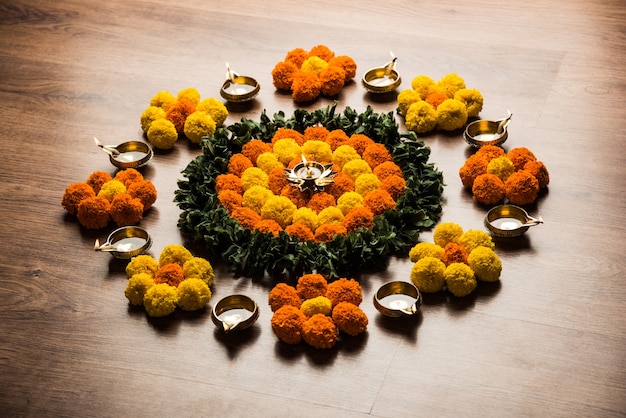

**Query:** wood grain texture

left=1, top=0, right=625, bottom=416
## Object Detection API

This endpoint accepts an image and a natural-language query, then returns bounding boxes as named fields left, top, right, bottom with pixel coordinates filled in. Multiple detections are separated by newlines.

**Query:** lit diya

left=373, top=281, right=422, bottom=317
left=219, top=62, right=260, bottom=102
left=484, top=204, right=543, bottom=237
left=94, top=226, right=152, bottom=259
left=284, top=155, right=336, bottom=192
left=211, top=294, right=260, bottom=333
left=362, top=51, right=402, bottom=93
left=94, top=137, right=153, bottom=169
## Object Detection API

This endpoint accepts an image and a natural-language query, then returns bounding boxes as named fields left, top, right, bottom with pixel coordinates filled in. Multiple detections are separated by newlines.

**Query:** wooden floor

left=1, top=0, right=625, bottom=416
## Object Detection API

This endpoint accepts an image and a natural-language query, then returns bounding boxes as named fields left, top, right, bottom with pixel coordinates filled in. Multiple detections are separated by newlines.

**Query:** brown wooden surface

left=1, top=0, right=625, bottom=416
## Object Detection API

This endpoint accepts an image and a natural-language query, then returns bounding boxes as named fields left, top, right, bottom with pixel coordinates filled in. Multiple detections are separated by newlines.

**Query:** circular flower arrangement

left=271, top=45, right=357, bottom=103
left=140, top=87, right=229, bottom=150
left=397, top=73, right=484, bottom=133
left=176, top=103, right=444, bottom=279
left=409, top=222, right=502, bottom=297
left=124, top=244, right=215, bottom=317
left=269, top=274, right=367, bottom=349
left=61, top=168, right=157, bottom=229
left=459, top=145, right=550, bottom=205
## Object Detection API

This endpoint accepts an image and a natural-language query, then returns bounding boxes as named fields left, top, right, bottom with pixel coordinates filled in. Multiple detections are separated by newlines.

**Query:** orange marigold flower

left=332, top=302, right=368, bottom=336
left=425, top=91, right=449, bottom=109
left=85, top=171, right=112, bottom=194
left=303, top=126, right=330, bottom=143
left=315, top=222, right=347, bottom=243
left=154, top=263, right=185, bottom=287
left=524, top=160, right=550, bottom=189
left=165, top=100, right=196, bottom=134
left=381, top=175, right=407, bottom=200
left=307, top=192, right=336, bottom=213
left=76, top=196, right=111, bottom=229
left=254, top=219, right=282, bottom=237
left=110, top=193, right=144, bottom=226
left=459, top=154, right=489, bottom=188
left=271, top=305, right=307, bottom=344
left=326, top=278, right=362, bottom=307
left=307, top=44, right=335, bottom=61
left=268, top=167, right=288, bottom=195
left=62, top=182, right=96, bottom=216
left=268, top=283, right=302, bottom=312
left=505, top=170, right=540, bottom=205
left=215, top=173, right=243, bottom=195
left=231, top=207, right=261, bottom=229
left=363, top=189, right=396, bottom=216
left=328, top=55, right=357, bottom=82
left=472, top=173, right=505, bottom=205
left=285, top=222, right=315, bottom=242
left=325, top=172, right=355, bottom=200
left=271, top=127, right=304, bottom=145
left=227, top=153, right=253, bottom=177
left=127, top=179, right=157, bottom=210
left=271, top=61, right=299, bottom=91
left=441, top=242, right=469, bottom=266
left=362, top=143, right=392, bottom=169
left=348, top=134, right=375, bottom=155
left=242, top=139, right=272, bottom=165
left=342, top=206, right=374, bottom=232
left=325, top=129, right=350, bottom=150
left=291, top=71, right=321, bottom=102
left=508, top=147, right=537, bottom=171
left=284, top=48, right=308, bottom=67
left=320, top=66, right=346, bottom=97
left=280, top=185, right=309, bottom=208
left=302, top=314, right=338, bottom=349
left=297, top=273, right=328, bottom=300
left=114, top=168, right=144, bottom=188
left=218, top=189, right=243, bottom=213
left=475, top=145, right=505, bottom=162
left=373, top=161, right=403, bottom=181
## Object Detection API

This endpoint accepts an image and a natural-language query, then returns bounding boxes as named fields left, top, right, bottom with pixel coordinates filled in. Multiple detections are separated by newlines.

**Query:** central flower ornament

left=285, top=155, right=336, bottom=192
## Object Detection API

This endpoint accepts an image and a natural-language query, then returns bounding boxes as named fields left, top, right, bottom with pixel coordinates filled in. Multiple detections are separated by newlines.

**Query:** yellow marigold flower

left=454, top=88, right=483, bottom=118
left=261, top=195, right=297, bottom=228
left=408, top=242, right=444, bottom=262
left=182, top=257, right=215, bottom=286
left=300, top=296, right=333, bottom=317
left=272, top=137, right=302, bottom=165
left=124, top=273, right=155, bottom=306
left=256, top=152, right=284, bottom=174
left=332, top=144, right=361, bottom=169
left=159, top=244, right=193, bottom=268
left=457, top=229, right=494, bottom=253
left=195, top=97, right=228, bottom=126
left=411, top=75, right=436, bottom=99
left=444, top=263, right=477, bottom=297
left=410, top=256, right=446, bottom=293
left=97, top=180, right=126, bottom=202
left=176, top=278, right=212, bottom=311
left=147, top=118, right=178, bottom=150
left=354, top=173, right=381, bottom=196
left=437, top=73, right=466, bottom=98
left=140, top=106, right=166, bottom=133
left=292, top=207, right=319, bottom=231
left=241, top=167, right=269, bottom=191
left=150, top=90, right=176, bottom=111
left=433, top=222, right=464, bottom=248
left=397, top=89, right=422, bottom=115
left=183, top=111, right=216, bottom=144
left=302, top=140, right=333, bottom=163
left=405, top=101, right=438, bottom=133
left=342, top=159, right=372, bottom=181
left=143, top=283, right=178, bottom=317
left=436, top=99, right=468, bottom=131
left=487, top=156, right=516, bottom=182
left=317, top=206, right=344, bottom=226
left=177, top=87, right=201, bottom=105
left=468, top=246, right=502, bottom=282
left=242, top=185, right=274, bottom=215
left=301, top=56, right=329, bottom=75
left=336, top=191, right=364, bottom=215
left=126, top=254, right=159, bottom=278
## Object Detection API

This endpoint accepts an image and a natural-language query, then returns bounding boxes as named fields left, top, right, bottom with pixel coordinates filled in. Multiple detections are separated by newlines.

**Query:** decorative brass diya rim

left=362, top=67, right=402, bottom=94
left=373, top=281, right=422, bottom=317
left=211, top=294, right=260, bottom=333
left=484, top=204, right=543, bottom=238
left=285, top=156, right=336, bottom=192
left=220, top=76, right=260, bottom=103
left=464, top=112, right=512, bottom=148
left=109, top=141, right=154, bottom=169
left=94, top=226, right=152, bottom=259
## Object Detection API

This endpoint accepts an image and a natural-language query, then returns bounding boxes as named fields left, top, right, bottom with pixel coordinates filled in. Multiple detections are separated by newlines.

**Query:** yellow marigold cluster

left=459, top=146, right=549, bottom=205
left=140, top=87, right=228, bottom=149
left=61, top=169, right=157, bottom=229
left=398, top=73, right=483, bottom=134
left=124, top=244, right=214, bottom=317
left=218, top=128, right=407, bottom=243
left=408, top=222, right=501, bottom=297
left=271, top=45, right=357, bottom=103
left=269, top=274, right=367, bottom=348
